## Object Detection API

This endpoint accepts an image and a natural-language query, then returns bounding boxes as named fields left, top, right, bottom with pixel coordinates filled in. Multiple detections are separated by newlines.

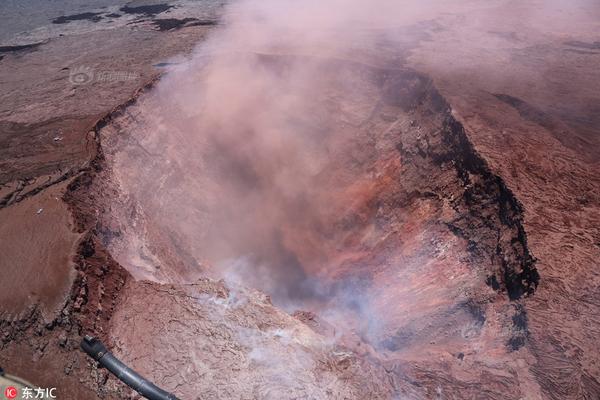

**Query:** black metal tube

left=81, top=335, right=181, bottom=400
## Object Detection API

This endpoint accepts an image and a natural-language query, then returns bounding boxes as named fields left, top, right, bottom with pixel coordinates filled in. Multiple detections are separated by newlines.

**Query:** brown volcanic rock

left=0, top=181, right=80, bottom=320
left=109, top=278, right=396, bottom=400
left=0, top=2, right=217, bottom=397
left=441, top=95, right=600, bottom=398
left=405, top=3, right=600, bottom=397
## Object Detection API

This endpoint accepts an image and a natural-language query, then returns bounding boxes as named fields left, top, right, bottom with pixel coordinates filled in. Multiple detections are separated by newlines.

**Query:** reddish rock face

left=90, top=55, right=540, bottom=398
left=0, top=1, right=599, bottom=399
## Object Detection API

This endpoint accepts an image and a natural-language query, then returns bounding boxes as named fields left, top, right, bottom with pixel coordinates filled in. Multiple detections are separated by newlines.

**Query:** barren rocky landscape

left=1, top=1, right=599, bottom=399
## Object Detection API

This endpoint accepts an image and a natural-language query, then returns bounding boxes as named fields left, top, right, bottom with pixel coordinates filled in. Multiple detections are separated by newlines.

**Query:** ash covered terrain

left=1, top=1, right=599, bottom=399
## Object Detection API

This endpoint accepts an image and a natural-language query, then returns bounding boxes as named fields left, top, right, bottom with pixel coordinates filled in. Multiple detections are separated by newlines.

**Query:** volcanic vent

left=80, top=51, right=540, bottom=398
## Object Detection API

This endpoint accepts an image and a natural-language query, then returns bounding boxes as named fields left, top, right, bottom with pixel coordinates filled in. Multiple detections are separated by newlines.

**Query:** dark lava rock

left=119, top=4, right=174, bottom=17
left=52, top=12, right=103, bottom=24
left=0, top=43, right=43, bottom=54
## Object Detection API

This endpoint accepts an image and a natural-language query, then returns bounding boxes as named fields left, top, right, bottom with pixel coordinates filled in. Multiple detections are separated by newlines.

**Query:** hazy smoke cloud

left=135, top=0, right=412, bottom=298
left=103, top=3, right=432, bottom=349
left=107, top=0, right=597, bottom=343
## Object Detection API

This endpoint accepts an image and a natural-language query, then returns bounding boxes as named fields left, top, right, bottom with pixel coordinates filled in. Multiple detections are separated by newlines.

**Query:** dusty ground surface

left=1, top=1, right=599, bottom=399
left=0, top=1, right=220, bottom=397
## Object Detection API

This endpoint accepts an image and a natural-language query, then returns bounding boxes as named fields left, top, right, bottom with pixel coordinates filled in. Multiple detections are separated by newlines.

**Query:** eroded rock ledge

left=391, top=72, right=539, bottom=302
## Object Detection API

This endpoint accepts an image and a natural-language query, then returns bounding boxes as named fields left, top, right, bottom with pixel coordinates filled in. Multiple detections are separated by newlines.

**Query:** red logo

left=4, top=386, right=18, bottom=399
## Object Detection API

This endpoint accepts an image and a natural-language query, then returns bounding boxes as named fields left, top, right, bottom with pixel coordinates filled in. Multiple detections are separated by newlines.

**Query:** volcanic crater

left=59, top=54, right=542, bottom=398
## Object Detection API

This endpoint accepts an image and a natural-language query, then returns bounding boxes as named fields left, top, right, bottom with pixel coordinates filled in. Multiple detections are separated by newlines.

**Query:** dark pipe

left=81, top=335, right=181, bottom=400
